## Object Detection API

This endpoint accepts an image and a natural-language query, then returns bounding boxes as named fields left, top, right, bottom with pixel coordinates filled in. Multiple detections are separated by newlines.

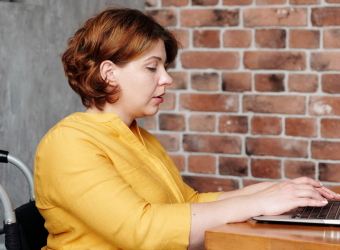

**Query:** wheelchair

left=0, top=150, right=48, bottom=250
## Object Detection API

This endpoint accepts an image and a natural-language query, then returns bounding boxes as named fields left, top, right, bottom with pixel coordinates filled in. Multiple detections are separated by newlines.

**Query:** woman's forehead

left=141, top=40, right=166, bottom=62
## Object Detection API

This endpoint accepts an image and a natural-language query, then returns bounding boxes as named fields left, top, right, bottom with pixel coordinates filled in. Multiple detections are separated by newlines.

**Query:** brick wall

left=145, top=0, right=340, bottom=193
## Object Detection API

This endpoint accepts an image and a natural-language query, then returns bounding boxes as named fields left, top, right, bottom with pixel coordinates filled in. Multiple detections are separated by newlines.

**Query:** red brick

left=219, top=157, right=248, bottom=176
left=246, top=137, right=308, bottom=157
left=312, top=141, right=340, bottom=160
left=290, top=0, right=320, bottom=4
left=324, top=29, right=340, bottom=49
left=223, top=0, right=252, bottom=4
left=189, top=114, right=216, bottom=132
left=251, top=159, right=281, bottom=179
left=284, top=160, right=315, bottom=179
left=146, top=0, right=158, bottom=7
left=153, top=133, right=179, bottom=151
left=183, top=134, right=242, bottom=154
left=311, top=52, right=340, bottom=71
left=159, top=114, right=185, bottom=131
left=181, top=94, right=238, bottom=112
left=257, top=0, right=286, bottom=5
left=169, top=60, right=176, bottom=69
left=288, top=74, right=318, bottom=93
left=243, top=95, right=306, bottom=114
left=222, top=72, right=252, bottom=92
left=321, top=119, right=340, bottom=138
left=285, top=118, right=317, bottom=138
left=244, top=51, right=306, bottom=70
left=255, top=74, right=285, bottom=92
left=218, top=116, right=248, bottom=134
left=255, top=29, right=286, bottom=48
left=146, top=9, right=177, bottom=27
left=251, top=116, right=282, bottom=135
left=243, top=180, right=263, bottom=187
left=223, top=30, right=252, bottom=48
left=162, top=0, right=189, bottom=6
left=244, top=8, right=307, bottom=27
left=322, top=74, right=340, bottom=93
left=182, top=176, right=239, bottom=192
left=181, top=9, right=239, bottom=27
left=144, top=116, right=156, bottom=130
left=309, top=96, right=340, bottom=116
left=191, top=72, right=219, bottom=91
left=193, top=0, right=219, bottom=5
left=170, top=29, right=189, bottom=48
left=312, top=8, right=340, bottom=27
left=319, top=163, right=340, bottom=182
left=182, top=51, right=239, bottom=69
left=169, top=154, right=185, bottom=172
left=289, top=30, right=320, bottom=49
left=168, top=72, right=188, bottom=90
left=159, top=93, right=176, bottom=110
left=193, top=30, right=220, bottom=48
left=189, top=155, right=216, bottom=174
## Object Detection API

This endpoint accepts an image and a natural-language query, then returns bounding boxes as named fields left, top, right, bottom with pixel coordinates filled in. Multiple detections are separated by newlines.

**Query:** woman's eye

left=147, top=67, right=157, bottom=72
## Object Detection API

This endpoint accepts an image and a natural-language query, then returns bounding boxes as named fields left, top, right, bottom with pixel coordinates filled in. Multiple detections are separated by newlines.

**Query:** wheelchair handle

left=0, top=183, right=17, bottom=227
left=0, top=151, right=8, bottom=163
left=0, top=150, right=35, bottom=201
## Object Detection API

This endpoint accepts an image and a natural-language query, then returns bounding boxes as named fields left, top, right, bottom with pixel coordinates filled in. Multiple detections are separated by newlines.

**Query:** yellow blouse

left=34, top=112, right=220, bottom=250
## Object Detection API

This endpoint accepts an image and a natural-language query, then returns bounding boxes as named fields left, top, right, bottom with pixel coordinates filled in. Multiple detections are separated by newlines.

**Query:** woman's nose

left=159, top=70, right=173, bottom=86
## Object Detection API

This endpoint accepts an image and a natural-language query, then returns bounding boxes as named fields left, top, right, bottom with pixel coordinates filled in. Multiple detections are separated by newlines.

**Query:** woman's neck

left=85, top=105, right=134, bottom=128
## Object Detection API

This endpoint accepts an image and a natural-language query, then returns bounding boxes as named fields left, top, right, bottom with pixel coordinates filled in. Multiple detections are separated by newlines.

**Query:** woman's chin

left=143, top=108, right=159, bottom=117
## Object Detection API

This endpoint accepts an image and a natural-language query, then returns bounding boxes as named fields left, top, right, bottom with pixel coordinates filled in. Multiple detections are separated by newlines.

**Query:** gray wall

left=0, top=0, right=144, bottom=243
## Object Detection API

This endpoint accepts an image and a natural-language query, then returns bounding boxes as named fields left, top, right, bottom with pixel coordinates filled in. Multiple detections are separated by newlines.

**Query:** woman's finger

left=322, top=186, right=340, bottom=199
left=295, top=183, right=320, bottom=192
left=316, top=187, right=334, bottom=199
left=297, top=198, right=329, bottom=208
left=294, top=188, right=323, bottom=201
left=316, top=187, right=340, bottom=200
left=290, top=176, right=322, bottom=188
left=291, top=179, right=340, bottom=200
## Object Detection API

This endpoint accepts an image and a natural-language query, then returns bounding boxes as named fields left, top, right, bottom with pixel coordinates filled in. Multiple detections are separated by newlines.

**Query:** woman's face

left=112, top=40, right=173, bottom=124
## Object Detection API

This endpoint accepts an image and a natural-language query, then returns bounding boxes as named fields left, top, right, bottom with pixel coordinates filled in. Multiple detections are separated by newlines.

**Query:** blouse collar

left=70, top=112, right=146, bottom=148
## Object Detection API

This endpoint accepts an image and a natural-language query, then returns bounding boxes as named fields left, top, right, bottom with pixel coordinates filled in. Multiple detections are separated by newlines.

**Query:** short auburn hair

left=61, top=7, right=179, bottom=110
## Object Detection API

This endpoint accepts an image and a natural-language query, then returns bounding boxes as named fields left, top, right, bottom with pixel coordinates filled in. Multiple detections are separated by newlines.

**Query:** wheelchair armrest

left=0, top=150, right=35, bottom=201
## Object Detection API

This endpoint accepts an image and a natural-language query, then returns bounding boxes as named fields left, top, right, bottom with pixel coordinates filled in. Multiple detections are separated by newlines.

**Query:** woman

left=34, top=7, right=339, bottom=250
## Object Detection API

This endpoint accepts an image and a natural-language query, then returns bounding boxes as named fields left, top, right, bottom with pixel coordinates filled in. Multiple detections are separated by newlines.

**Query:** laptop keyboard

left=292, top=201, right=340, bottom=219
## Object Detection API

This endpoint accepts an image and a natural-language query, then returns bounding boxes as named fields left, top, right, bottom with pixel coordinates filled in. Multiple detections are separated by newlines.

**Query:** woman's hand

left=251, top=177, right=338, bottom=217
left=189, top=177, right=340, bottom=249
left=217, top=177, right=340, bottom=202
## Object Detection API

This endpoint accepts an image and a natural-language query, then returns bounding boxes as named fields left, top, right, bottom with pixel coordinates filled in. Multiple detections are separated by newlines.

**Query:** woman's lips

left=153, top=93, right=165, bottom=103
left=153, top=96, right=164, bottom=103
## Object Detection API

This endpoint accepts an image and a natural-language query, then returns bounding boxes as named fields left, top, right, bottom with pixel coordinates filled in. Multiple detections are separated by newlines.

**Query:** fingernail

left=330, top=194, right=334, bottom=198
left=337, top=193, right=340, bottom=197
left=322, top=199, right=328, bottom=204
left=319, top=182, right=323, bottom=186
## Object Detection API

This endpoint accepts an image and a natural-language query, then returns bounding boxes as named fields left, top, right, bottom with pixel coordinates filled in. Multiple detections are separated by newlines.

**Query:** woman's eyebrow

left=144, top=56, right=163, bottom=62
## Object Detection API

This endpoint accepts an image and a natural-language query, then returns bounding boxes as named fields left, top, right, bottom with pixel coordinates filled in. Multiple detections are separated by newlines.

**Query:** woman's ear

left=100, top=60, right=117, bottom=85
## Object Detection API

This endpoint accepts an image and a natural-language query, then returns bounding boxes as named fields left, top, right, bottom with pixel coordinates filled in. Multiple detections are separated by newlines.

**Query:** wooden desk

left=205, top=186, right=340, bottom=250
left=205, top=220, right=340, bottom=250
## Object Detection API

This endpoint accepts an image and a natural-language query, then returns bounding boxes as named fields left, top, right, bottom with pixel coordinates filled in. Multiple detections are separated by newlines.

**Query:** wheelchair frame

left=0, top=150, right=35, bottom=233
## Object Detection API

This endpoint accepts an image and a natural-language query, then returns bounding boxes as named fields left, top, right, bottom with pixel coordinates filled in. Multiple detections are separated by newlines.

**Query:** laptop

left=253, top=200, right=340, bottom=225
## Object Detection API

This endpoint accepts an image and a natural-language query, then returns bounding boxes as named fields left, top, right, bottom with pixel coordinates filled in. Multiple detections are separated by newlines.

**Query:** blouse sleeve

left=34, top=127, right=191, bottom=250
left=182, top=181, right=222, bottom=203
